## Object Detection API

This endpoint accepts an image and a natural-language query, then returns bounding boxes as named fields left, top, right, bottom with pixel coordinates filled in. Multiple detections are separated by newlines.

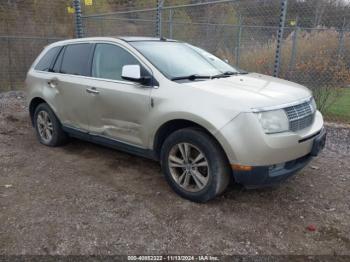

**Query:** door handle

left=86, top=87, right=100, bottom=94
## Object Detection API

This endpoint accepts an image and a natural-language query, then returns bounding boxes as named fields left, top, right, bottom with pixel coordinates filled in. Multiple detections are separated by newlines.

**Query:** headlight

left=257, top=109, right=289, bottom=134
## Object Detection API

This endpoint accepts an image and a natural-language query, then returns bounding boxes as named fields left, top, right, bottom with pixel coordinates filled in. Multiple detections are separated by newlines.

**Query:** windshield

left=186, top=44, right=237, bottom=73
left=130, top=41, right=239, bottom=80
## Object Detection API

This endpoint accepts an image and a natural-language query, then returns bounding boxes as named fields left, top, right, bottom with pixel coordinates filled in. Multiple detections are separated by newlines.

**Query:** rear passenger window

left=92, top=44, right=140, bottom=81
left=35, top=46, right=61, bottom=71
left=60, top=44, right=92, bottom=76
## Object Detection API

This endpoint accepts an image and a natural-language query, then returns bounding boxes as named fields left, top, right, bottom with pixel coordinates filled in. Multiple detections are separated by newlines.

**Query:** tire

left=34, top=103, right=68, bottom=147
left=160, top=127, right=231, bottom=203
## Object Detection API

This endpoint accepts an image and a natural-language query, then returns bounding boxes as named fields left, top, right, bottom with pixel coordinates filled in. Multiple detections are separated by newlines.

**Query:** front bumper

left=216, top=110, right=325, bottom=166
left=233, top=128, right=326, bottom=188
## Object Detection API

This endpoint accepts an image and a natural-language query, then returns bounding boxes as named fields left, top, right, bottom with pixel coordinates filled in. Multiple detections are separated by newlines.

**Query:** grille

left=284, top=100, right=315, bottom=132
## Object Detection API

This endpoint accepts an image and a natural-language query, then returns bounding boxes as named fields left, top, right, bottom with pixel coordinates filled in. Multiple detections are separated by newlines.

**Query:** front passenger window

left=92, top=44, right=141, bottom=81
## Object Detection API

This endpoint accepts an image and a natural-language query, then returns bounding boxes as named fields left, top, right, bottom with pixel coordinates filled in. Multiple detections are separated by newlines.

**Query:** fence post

left=7, top=37, right=13, bottom=90
left=287, top=16, right=299, bottom=79
left=235, top=14, right=242, bottom=67
left=273, top=0, right=288, bottom=77
left=99, top=18, right=104, bottom=36
left=5, top=20, right=13, bottom=90
left=336, top=18, right=346, bottom=67
left=73, top=0, right=84, bottom=38
left=156, top=0, right=164, bottom=38
left=168, top=8, right=173, bottom=39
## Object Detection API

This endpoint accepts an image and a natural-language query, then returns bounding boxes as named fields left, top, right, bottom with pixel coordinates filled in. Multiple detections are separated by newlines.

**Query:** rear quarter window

left=52, top=47, right=65, bottom=73
left=34, top=46, right=61, bottom=71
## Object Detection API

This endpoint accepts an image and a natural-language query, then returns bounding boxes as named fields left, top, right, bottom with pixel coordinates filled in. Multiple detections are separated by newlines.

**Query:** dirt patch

left=5, top=115, right=19, bottom=123
left=0, top=91, right=349, bottom=255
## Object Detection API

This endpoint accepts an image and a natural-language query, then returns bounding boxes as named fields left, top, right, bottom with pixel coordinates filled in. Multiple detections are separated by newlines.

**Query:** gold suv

left=26, top=37, right=326, bottom=202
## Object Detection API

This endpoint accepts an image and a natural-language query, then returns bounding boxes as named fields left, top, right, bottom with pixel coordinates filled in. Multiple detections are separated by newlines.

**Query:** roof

left=118, top=36, right=176, bottom=42
left=47, top=36, right=178, bottom=48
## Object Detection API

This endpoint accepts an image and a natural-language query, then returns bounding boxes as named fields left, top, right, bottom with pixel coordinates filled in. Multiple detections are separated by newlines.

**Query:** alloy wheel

left=168, top=143, right=210, bottom=192
left=37, top=110, right=53, bottom=143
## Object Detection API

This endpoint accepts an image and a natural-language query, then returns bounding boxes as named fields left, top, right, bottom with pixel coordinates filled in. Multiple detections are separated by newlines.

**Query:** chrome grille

left=284, top=100, right=315, bottom=132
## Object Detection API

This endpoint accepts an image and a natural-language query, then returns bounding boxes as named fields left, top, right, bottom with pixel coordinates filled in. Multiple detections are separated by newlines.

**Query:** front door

left=86, top=43, right=152, bottom=147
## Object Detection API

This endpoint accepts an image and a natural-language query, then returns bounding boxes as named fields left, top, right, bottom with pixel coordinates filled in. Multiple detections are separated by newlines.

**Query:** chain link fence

left=0, top=0, right=74, bottom=91
left=80, top=0, right=350, bottom=122
left=82, top=0, right=283, bottom=76
left=82, top=0, right=350, bottom=123
left=0, top=0, right=349, bottom=122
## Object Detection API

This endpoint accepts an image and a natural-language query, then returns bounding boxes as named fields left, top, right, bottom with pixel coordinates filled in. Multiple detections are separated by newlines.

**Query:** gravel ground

left=0, top=91, right=349, bottom=255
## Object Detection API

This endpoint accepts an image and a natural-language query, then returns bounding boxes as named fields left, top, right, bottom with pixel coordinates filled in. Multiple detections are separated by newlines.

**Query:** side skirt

left=62, top=125, right=158, bottom=161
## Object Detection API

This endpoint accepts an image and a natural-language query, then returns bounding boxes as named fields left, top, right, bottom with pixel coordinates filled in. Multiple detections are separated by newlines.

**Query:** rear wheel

left=160, top=128, right=231, bottom=202
left=34, top=103, right=68, bottom=146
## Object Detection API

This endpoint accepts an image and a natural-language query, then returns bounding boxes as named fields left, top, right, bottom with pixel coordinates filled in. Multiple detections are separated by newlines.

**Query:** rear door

left=50, top=43, right=93, bottom=131
left=86, top=43, right=152, bottom=147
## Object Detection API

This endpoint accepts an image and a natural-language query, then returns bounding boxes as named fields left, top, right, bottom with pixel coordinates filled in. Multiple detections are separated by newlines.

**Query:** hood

left=183, top=73, right=312, bottom=110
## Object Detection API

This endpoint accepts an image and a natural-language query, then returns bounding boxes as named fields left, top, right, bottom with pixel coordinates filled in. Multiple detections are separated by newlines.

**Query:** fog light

left=269, top=163, right=285, bottom=172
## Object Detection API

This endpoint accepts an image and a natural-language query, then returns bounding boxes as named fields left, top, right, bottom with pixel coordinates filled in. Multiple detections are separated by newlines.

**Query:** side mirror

left=122, top=65, right=151, bottom=85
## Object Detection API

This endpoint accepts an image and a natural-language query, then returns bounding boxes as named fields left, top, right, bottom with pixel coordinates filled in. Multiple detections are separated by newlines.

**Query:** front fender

left=146, top=111, right=237, bottom=160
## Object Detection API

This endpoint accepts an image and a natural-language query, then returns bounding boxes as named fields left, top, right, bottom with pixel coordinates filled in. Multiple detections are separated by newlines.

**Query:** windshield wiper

left=171, top=74, right=211, bottom=81
left=211, top=71, right=248, bottom=79
left=171, top=71, right=249, bottom=81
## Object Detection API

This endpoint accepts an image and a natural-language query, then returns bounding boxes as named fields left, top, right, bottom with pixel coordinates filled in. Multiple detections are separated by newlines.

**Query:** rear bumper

left=233, top=128, right=326, bottom=188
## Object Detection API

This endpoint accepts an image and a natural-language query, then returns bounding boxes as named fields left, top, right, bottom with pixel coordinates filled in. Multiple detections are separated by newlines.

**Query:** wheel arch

left=29, top=97, right=60, bottom=127
left=152, top=119, right=229, bottom=163
left=29, top=97, right=48, bottom=126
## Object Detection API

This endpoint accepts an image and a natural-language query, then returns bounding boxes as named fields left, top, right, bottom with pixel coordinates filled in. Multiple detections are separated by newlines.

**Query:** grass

left=324, top=88, right=350, bottom=123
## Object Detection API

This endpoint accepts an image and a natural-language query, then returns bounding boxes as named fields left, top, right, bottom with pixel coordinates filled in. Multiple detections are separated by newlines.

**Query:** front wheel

left=160, top=128, right=231, bottom=203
